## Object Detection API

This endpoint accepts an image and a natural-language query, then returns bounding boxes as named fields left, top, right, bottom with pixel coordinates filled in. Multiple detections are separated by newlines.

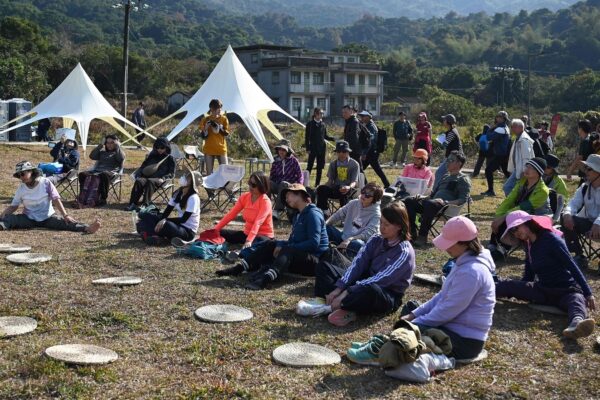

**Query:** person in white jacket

left=504, top=119, right=535, bottom=196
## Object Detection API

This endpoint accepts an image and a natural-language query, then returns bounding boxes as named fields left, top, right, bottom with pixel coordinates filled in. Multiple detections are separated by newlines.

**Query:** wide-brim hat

left=13, top=161, right=39, bottom=178
left=280, top=183, right=310, bottom=200
left=274, top=139, right=294, bottom=154
left=357, top=110, right=372, bottom=118
left=544, top=154, right=560, bottom=170
left=500, top=210, right=561, bottom=247
left=334, top=140, right=352, bottom=153
left=581, top=154, right=600, bottom=174
left=185, top=168, right=203, bottom=192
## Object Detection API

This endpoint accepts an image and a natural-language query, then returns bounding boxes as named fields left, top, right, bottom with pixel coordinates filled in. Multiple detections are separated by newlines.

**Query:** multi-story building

left=234, top=45, right=385, bottom=120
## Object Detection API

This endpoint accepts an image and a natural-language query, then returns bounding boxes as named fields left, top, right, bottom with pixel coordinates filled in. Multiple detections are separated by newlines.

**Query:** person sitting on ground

left=398, top=149, right=434, bottom=190
left=434, top=114, right=462, bottom=183
left=561, top=154, right=600, bottom=270
left=403, top=151, right=471, bottom=248
left=503, top=119, right=535, bottom=196
left=400, top=216, right=496, bottom=360
left=138, top=170, right=202, bottom=245
left=543, top=154, right=568, bottom=222
left=216, top=184, right=328, bottom=291
left=414, top=112, right=432, bottom=165
left=78, top=134, right=126, bottom=206
left=212, top=171, right=274, bottom=249
left=269, top=139, right=303, bottom=220
left=0, top=161, right=101, bottom=233
left=325, top=183, right=382, bottom=259
left=199, top=98, right=230, bottom=175
left=126, top=137, right=176, bottom=211
left=48, top=134, right=80, bottom=185
left=567, top=119, right=594, bottom=183
left=316, top=140, right=360, bottom=215
left=496, top=210, right=595, bottom=339
left=488, top=157, right=550, bottom=261
left=315, top=201, right=415, bottom=327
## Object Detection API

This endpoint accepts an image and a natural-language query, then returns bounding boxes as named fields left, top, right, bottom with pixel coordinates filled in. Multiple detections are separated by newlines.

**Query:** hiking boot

left=573, top=255, right=589, bottom=270
left=563, top=318, right=595, bottom=339
left=480, top=190, right=496, bottom=197
left=245, top=273, right=271, bottom=290
left=328, top=309, right=357, bottom=327
left=216, top=263, right=245, bottom=276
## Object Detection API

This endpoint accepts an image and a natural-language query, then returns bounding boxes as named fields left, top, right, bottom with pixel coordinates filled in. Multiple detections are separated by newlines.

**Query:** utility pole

left=527, top=54, right=532, bottom=122
left=493, top=66, right=514, bottom=108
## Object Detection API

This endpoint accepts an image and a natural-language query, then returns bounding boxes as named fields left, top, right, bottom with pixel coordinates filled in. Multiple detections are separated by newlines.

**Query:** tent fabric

left=0, top=64, right=152, bottom=150
left=148, top=45, right=304, bottom=161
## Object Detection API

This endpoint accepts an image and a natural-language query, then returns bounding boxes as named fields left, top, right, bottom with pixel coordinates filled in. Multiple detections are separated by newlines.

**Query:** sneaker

left=480, top=190, right=496, bottom=197
left=347, top=345, right=380, bottom=366
left=216, top=263, right=245, bottom=276
left=225, top=251, right=239, bottom=262
left=328, top=309, right=357, bottom=327
left=171, top=237, right=193, bottom=248
left=245, top=273, right=271, bottom=290
left=296, top=298, right=332, bottom=317
left=563, top=318, right=595, bottom=339
left=573, top=255, right=589, bottom=270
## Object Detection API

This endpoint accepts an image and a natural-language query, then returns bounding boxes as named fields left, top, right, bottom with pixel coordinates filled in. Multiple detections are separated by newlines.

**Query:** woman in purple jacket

left=402, top=216, right=496, bottom=360
left=270, top=139, right=303, bottom=219
left=314, top=201, right=416, bottom=327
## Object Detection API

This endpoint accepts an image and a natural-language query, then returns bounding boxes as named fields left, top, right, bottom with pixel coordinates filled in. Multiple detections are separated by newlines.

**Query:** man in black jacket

left=305, top=107, right=334, bottom=186
left=342, top=105, right=364, bottom=169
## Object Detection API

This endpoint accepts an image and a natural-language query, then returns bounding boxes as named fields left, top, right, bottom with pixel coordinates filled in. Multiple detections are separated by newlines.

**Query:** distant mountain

left=202, top=0, right=581, bottom=26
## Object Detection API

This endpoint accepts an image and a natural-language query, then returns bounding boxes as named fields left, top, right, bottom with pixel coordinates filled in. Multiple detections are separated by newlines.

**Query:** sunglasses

left=156, top=146, right=166, bottom=150
left=17, top=171, right=28, bottom=177
left=361, top=190, right=374, bottom=198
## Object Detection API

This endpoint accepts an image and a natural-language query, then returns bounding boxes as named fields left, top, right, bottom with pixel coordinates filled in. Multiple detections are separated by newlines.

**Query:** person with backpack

left=471, top=124, right=490, bottom=178
left=358, top=110, right=390, bottom=188
left=561, top=154, right=600, bottom=270
left=305, top=107, right=335, bottom=187
left=0, top=161, right=101, bottom=233
left=78, top=134, right=126, bottom=207
left=482, top=111, right=511, bottom=196
left=503, top=119, right=535, bottom=196
left=199, top=99, right=230, bottom=175
left=567, top=119, right=594, bottom=184
left=391, top=111, right=413, bottom=167
left=342, top=105, right=365, bottom=169
left=137, top=169, right=202, bottom=245
left=434, top=114, right=462, bottom=184
left=216, top=184, right=328, bottom=291
left=47, top=134, right=80, bottom=185
left=496, top=210, right=595, bottom=339
left=414, top=112, right=433, bottom=165
left=126, top=137, right=176, bottom=211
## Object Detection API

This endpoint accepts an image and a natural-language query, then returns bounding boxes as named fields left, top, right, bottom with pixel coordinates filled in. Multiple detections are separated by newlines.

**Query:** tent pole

left=121, top=0, right=131, bottom=127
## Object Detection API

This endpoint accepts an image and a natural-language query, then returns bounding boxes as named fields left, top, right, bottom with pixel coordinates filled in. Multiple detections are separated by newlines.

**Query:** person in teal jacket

left=488, top=157, right=550, bottom=261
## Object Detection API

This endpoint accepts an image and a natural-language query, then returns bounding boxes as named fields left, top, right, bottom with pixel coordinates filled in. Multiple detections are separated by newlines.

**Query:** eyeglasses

left=361, top=190, right=374, bottom=198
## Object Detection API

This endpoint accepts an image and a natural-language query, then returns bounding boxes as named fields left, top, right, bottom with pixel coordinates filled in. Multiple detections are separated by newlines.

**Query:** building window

left=358, top=74, right=365, bottom=85
left=368, top=97, right=377, bottom=110
left=291, top=71, right=301, bottom=84
left=369, top=75, right=377, bottom=87
left=330, top=72, right=336, bottom=83
left=317, top=98, right=327, bottom=111
left=346, top=74, right=355, bottom=86
left=251, top=54, right=258, bottom=64
left=292, top=98, right=302, bottom=113
left=337, top=56, right=344, bottom=62
left=313, top=72, right=324, bottom=85
left=304, top=72, right=310, bottom=83
left=272, top=71, right=280, bottom=85
left=347, top=57, right=356, bottom=63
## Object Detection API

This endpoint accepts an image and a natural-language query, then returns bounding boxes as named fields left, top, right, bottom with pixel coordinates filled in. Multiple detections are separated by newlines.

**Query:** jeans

left=393, top=139, right=410, bottom=164
left=314, top=261, right=402, bottom=315
left=205, top=154, right=228, bottom=175
left=434, top=159, right=447, bottom=183
left=503, top=172, right=518, bottom=196
left=239, top=240, right=320, bottom=277
left=0, top=214, right=88, bottom=232
left=325, top=225, right=365, bottom=259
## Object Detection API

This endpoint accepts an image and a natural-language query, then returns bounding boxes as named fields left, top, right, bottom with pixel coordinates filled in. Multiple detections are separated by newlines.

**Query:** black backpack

left=532, top=138, right=549, bottom=158
left=376, top=128, right=388, bottom=153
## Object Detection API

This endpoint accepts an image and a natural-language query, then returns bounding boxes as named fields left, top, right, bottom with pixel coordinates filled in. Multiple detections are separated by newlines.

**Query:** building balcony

left=332, top=62, right=383, bottom=72
left=289, top=83, right=335, bottom=94
left=262, top=57, right=329, bottom=69
left=344, top=85, right=382, bottom=94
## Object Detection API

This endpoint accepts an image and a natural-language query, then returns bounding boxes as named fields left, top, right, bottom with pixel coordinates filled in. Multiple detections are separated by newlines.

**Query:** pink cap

left=500, top=210, right=561, bottom=246
left=432, top=216, right=478, bottom=251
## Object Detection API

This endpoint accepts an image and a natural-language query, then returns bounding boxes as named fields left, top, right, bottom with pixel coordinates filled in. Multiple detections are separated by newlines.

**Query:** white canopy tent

left=0, top=63, right=151, bottom=150
left=147, top=45, right=304, bottom=161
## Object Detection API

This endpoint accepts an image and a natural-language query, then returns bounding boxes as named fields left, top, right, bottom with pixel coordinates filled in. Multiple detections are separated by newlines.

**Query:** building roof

left=233, top=44, right=303, bottom=52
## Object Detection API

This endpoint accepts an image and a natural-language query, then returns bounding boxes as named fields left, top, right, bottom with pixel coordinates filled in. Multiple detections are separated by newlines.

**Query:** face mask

left=179, top=176, right=188, bottom=186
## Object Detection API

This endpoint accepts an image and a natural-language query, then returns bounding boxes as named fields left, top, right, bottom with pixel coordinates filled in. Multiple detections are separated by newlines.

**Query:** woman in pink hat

left=400, top=216, right=496, bottom=360
left=496, top=210, right=596, bottom=339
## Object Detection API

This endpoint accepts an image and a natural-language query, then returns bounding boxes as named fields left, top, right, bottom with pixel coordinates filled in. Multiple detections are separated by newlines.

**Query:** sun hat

left=357, top=110, right=372, bottom=118
left=500, top=210, right=561, bottom=247
left=432, top=216, right=478, bottom=251
left=413, top=149, right=429, bottom=161
left=280, top=183, right=311, bottom=200
left=544, top=154, right=560, bottom=171
left=525, top=157, right=547, bottom=176
left=184, top=168, right=203, bottom=192
left=581, top=154, right=600, bottom=173
left=496, top=110, right=509, bottom=121
left=334, top=140, right=352, bottom=153
left=442, top=114, right=457, bottom=125
left=274, top=138, right=294, bottom=154
left=13, top=161, right=39, bottom=178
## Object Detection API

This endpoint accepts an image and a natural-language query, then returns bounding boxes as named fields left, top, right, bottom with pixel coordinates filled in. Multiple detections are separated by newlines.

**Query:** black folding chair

left=55, top=169, right=79, bottom=200
left=429, top=196, right=472, bottom=237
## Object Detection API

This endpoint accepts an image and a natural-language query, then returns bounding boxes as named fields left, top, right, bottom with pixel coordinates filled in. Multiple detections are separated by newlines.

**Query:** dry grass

left=0, top=144, right=599, bottom=400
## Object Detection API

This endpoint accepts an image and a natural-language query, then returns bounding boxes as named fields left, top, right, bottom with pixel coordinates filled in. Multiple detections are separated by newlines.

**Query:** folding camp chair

left=107, top=168, right=124, bottom=203
left=170, top=143, right=190, bottom=172
left=128, top=169, right=174, bottom=206
left=577, top=233, right=600, bottom=262
left=429, top=195, right=472, bottom=237
left=183, top=145, right=205, bottom=175
left=326, top=173, right=363, bottom=216
left=201, top=164, right=245, bottom=212
left=55, top=169, right=79, bottom=200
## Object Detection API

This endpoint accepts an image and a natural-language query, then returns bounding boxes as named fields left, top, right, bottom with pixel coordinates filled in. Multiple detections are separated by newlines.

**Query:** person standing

left=434, top=114, right=462, bottom=184
left=482, top=111, right=511, bottom=196
left=36, top=118, right=51, bottom=142
left=199, top=99, right=230, bottom=175
left=132, top=102, right=146, bottom=145
left=342, top=105, right=364, bottom=168
left=391, top=111, right=413, bottom=167
left=567, top=119, right=594, bottom=184
left=471, top=124, right=490, bottom=178
left=305, top=107, right=335, bottom=186
left=414, top=112, right=432, bottom=166
left=358, top=110, right=390, bottom=188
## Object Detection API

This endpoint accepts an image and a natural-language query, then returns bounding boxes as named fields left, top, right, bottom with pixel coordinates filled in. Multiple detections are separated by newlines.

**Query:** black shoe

left=480, top=190, right=496, bottom=197
left=245, top=273, right=270, bottom=290
left=216, top=263, right=245, bottom=276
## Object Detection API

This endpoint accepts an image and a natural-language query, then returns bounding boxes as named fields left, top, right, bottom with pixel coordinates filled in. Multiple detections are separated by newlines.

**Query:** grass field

left=0, top=144, right=599, bottom=400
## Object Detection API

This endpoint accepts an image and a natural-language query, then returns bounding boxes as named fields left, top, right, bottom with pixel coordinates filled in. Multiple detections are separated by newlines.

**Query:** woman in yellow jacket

left=199, top=99, right=230, bottom=174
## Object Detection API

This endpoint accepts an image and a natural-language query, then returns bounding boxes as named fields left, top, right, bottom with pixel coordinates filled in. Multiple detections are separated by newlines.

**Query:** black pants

left=314, top=261, right=402, bottom=315
left=350, top=151, right=363, bottom=172
left=489, top=220, right=507, bottom=247
left=362, top=151, right=390, bottom=188
left=79, top=171, right=115, bottom=203
left=316, top=184, right=355, bottom=211
left=138, top=213, right=194, bottom=241
left=485, top=155, right=509, bottom=192
left=472, top=151, right=488, bottom=176
left=241, top=239, right=320, bottom=277
left=220, top=229, right=271, bottom=245
left=403, top=196, right=445, bottom=237
left=0, top=214, right=88, bottom=232
left=129, top=177, right=165, bottom=205
left=307, top=151, right=326, bottom=186
left=562, top=215, right=594, bottom=256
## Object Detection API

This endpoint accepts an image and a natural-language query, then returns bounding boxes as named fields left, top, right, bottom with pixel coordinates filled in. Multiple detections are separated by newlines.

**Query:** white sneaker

left=563, top=318, right=595, bottom=339
left=296, top=298, right=332, bottom=317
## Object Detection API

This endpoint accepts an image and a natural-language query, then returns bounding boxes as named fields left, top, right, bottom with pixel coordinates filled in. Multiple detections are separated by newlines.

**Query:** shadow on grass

left=316, top=366, right=407, bottom=397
